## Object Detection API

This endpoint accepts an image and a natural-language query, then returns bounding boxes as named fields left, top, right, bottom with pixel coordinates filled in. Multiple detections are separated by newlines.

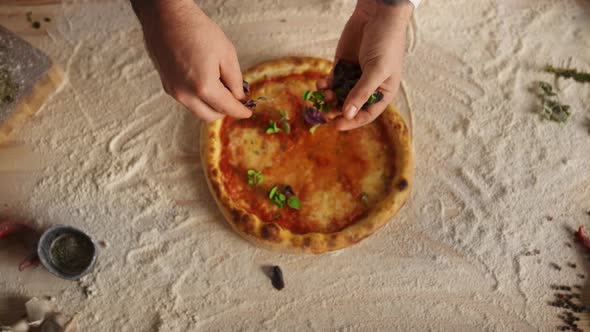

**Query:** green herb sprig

left=287, top=196, right=301, bottom=210
left=266, top=120, right=281, bottom=134
left=268, top=186, right=286, bottom=208
left=533, top=81, right=571, bottom=123
left=247, top=170, right=263, bottom=187
left=268, top=185, right=301, bottom=210
left=545, top=65, right=590, bottom=83
left=303, top=90, right=330, bottom=113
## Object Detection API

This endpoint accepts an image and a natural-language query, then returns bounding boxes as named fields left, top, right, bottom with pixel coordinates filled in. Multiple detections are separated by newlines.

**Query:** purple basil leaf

left=281, top=185, right=295, bottom=197
left=332, top=60, right=382, bottom=110
left=303, top=106, right=326, bottom=125
left=242, top=80, right=251, bottom=95
left=243, top=99, right=256, bottom=109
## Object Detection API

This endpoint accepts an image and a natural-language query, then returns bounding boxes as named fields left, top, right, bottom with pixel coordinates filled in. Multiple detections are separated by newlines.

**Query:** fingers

left=220, top=52, right=246, bottom=100
left=316, top=79, right=329, bottom=90
left=332, top=102, right=381, bottom=130
left=342, top=63, right=389, bottom=120
left=175, top=91, right=225, bottom=123
left=197, top=80, right=252, bottom=118
left=333, top=87, right=394, bottom=131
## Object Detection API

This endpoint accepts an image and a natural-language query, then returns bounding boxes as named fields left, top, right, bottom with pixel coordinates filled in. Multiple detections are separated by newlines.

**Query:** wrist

left=130, top=0, right=197, bottom=22
left=374, top=1, right=414, bottom=23
left=353, top=0, right=413, bottom=26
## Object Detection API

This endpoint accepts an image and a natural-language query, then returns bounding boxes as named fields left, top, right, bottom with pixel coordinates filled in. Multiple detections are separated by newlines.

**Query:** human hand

left=317, top=0, right=413, bottom=130
left=133, top=0, right=251, bottom=122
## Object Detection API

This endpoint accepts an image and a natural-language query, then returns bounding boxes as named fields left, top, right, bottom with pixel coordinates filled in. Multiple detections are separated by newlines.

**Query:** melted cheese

left=219, top=72, right=394, bottom=234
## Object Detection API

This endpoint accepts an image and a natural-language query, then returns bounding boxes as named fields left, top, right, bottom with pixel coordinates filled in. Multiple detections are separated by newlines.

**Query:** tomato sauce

left=219, top=72, right=394, bottom=234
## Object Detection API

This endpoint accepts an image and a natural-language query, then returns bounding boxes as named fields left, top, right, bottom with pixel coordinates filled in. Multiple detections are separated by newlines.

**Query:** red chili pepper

left=18, top=252, right=40, bottom=271
left=575, top=226, right=590, bottom=250
left=0, top=221, right=29, bottom=238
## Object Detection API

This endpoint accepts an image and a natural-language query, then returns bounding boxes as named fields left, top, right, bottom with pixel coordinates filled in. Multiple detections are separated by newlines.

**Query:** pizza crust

left=200, top=57, right=413, bottom=254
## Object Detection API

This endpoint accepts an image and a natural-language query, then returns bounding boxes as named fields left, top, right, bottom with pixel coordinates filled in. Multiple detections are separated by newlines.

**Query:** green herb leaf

left=309, top=124, right=321, bottom=134
left=271, top=190, right=286, bottom=208
left=287, top=196, right=301, bottom=210
left=545, top=65, right=590, bottom=83
left=321, top=103, right=329, bottom=114
left=312, top=90, right=325, bottom=101
left=277, top=110, right=291, bottom=133
left=266, top=120, right=281, bottom=134
left=537, top=81, right=556, bottom=97
left=303, top=90, right=312, bottom=101
left=281, top=118, right=291, bottom=133
left=269, top=186, right=278, bottom=199
left=247, top=170, right=263, bottom=187
left=367, top=94, right=377, bottom=104
left=533, top=81, right=571, bottom=123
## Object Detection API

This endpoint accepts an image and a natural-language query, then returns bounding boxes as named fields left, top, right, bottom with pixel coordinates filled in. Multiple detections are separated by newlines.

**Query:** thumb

left=342, top=63, right=388, bottom=120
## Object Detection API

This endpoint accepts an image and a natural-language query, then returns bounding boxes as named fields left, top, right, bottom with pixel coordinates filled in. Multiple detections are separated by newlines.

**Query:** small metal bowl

left=37, top=225, right=98, bottom=280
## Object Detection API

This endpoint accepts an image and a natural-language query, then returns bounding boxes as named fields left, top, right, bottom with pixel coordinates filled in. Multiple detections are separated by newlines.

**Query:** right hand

left=136, top=0, right=251, bottom=122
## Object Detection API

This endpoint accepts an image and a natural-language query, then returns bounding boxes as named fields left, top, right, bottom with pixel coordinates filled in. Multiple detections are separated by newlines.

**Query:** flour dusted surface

left=0, top=0, right=589, bottom=331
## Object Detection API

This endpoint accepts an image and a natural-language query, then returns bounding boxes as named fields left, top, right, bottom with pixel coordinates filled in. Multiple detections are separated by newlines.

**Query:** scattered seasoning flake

left=287, top=196, right=300, bottom=210
left=359, top=192, right=369, bottom=208
left=32, top=21, right=41, bottom=29
left=247, top=170, right=263, bottom=187
left=270, top=265, right=285, bottom=290
left=577, top=274, right=585, bottom=279
left=44, top=17, right=51, bottom=22
left=550, top=262, right=562, bottom=271
left=567, top=262, right=577, bottom=269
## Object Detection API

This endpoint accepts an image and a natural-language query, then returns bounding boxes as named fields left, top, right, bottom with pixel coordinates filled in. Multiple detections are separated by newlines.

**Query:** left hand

left=317, top=0, right=413, bottom=130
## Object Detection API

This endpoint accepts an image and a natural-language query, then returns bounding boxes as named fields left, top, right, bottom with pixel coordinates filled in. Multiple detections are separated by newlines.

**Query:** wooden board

left=0, top=65, right=62, bottom=143
left=0, top=24, right=64, bottom=144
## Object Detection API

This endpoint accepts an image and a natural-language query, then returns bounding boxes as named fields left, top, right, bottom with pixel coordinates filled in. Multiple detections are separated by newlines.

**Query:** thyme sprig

left=533, top=81, right=571, bottom=123
left=545, top=65, right=590, bottom=83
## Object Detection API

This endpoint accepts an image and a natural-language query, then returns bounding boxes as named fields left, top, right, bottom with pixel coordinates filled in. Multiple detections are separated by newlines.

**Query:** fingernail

left=344, top=105, right=357, bottom=120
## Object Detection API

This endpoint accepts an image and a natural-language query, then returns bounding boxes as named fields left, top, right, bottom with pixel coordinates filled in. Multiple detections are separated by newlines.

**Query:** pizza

left=200, top=57, right=412, bottom=254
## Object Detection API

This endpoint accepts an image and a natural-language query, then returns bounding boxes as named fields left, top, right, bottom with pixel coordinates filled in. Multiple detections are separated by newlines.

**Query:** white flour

left=1, top=0, right=589, bottom=330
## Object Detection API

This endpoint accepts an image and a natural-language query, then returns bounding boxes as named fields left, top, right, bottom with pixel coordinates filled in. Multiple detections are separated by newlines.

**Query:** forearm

left=130, top=0, right=201, bottom=23
left=355, top=0, right=414, bottom=24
